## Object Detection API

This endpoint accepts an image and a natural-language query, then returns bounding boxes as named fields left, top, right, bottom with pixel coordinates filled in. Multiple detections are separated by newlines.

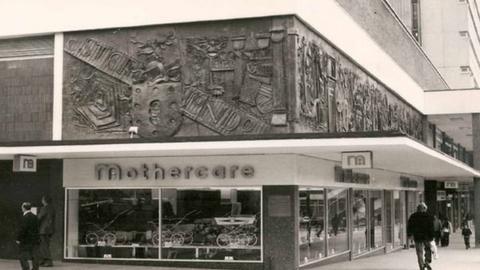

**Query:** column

left=263, top=186, right=299, bottom=270
left=471, top=113, right=480, bottom=247
left=424, top=180, right=438, bottom=216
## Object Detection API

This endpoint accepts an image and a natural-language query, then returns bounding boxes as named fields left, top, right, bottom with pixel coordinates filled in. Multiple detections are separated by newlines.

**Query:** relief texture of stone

left=63, top=20, right=284, bottom=139
left=296, top=34, right=424, bottom=140
left=63, top=17, right=424, bottom=140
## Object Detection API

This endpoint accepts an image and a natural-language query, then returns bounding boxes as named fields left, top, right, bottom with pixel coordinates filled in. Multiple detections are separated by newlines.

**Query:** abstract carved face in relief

left=132, top=82, right=183, bottom=137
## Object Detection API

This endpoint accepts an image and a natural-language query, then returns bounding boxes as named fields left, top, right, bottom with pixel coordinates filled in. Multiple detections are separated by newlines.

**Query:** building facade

left=0, top=1, right=478, bottom=270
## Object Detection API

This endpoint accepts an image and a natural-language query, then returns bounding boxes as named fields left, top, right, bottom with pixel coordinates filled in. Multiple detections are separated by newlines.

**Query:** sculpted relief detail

left=297, top=36, right=424, bottom=140
left=64, top=27, right=284, bottom=139
left=63, top=22, right=423, bottom=140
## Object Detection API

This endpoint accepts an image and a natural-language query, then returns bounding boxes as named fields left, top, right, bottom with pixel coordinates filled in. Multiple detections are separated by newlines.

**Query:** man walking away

left=461, top=215, right=473, bottom=249
left=38, top=195, right=55, bottom=267
left=16, top=202, right=41, bottom=270
left=407, top=202, right=434, bottom=270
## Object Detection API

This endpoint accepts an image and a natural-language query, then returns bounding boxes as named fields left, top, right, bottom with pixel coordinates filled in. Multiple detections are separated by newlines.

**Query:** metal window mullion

left=366, top=190, right=371, bottom=251
left=324, top=188, right=329, bottom=257
left=348, top=188, right=353, bottom=260
left=158, top=188, right=162, bottom=260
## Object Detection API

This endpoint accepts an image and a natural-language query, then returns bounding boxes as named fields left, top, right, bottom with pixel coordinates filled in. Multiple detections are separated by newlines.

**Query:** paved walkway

left=0, top=233, right=477, bottom=270
left=0, top=260, right=206, bottom=270
left=315, top=232, right=478, bottom=270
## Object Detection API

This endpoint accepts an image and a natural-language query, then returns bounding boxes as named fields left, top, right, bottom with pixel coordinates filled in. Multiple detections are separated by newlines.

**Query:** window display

left=66, top=189, right=159, bottom=259
left=327, top=188, right=348, bottom=255
left=160, top=188, right=261, bottom=261
left=298, top=188, right=325, bottom=265
left=66, top=188, right=262, bottom=262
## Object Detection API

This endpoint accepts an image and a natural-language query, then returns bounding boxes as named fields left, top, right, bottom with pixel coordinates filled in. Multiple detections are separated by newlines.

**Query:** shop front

left=62, top=153, right=422, bottom=270
left=295, top=157, right=423, bottom=268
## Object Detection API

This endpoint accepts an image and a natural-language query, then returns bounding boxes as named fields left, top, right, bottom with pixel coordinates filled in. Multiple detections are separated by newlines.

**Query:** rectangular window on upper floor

left=411, top=0, right=422, bottom=44
left=460, top=65, right=472, bottom=73
left=459, top=31, right=469, bottom=38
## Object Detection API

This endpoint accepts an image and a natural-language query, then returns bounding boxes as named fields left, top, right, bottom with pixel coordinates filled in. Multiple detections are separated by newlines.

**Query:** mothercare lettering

left=95, top=163, right=255, bottom=181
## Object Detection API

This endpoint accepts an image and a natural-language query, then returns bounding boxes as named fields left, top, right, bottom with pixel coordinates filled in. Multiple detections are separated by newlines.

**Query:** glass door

left=385, top=191, right=393, bottom=251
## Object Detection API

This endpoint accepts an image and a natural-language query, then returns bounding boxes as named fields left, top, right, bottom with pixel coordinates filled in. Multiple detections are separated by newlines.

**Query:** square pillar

left=263, top=186, right=299, bottom=270
left=471, top=113, right=480, bottom=247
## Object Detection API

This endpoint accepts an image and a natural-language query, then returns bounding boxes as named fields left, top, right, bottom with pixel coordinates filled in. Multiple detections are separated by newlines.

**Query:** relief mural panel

left=63, top=19, right=289, bottom=139
left=63, top=17, right=424, bottom=141
left=296, top=21, right=424, bottom=140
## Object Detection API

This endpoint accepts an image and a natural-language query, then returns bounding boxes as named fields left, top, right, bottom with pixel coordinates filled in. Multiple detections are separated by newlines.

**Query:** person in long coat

left=16, top=202, right=40, bottom=270
left=38, top=195, right=56, bottom=267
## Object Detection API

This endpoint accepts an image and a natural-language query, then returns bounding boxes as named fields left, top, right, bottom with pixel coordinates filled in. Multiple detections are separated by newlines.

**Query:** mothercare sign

left=63, top=155, right=295, bottom=188
left=95, top=163, right=254, bottom=181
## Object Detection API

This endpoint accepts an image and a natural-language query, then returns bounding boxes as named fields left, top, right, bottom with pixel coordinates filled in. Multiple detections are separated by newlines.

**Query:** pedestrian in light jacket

left=16, top=202, right=40, bottom=270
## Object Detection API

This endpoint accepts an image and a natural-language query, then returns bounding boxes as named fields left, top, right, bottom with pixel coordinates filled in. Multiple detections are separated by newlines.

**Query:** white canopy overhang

left=0, top=136, right=477, bottom=180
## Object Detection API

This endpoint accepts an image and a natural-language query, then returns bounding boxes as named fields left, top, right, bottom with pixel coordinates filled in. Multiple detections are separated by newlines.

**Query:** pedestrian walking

left=432, top=215, right=442, bottom=246
left=440, top=217, right=452, bottom=247
left=407, top=202, right=434, bottom=270
left=16, top=202, right=41, bottom=270
left=461, top=215, right=473, bottom=249
left=38, top=195, right=55, bottom=267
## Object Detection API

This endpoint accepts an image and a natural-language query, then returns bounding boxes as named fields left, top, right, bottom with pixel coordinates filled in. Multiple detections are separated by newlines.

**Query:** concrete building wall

left=386, top=0, right=413, bottom=32
left=420, top=0, right=480, bottom=89
left=335, top=0, right=448, bottom=91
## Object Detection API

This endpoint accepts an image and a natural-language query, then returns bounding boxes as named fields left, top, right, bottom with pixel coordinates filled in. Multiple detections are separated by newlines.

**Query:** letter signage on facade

left=95, top=163, right=255, bottom=181
left=341, top=151, right=372, bottom=169
left=444, top=181, right=458, bottom=189
left=13, top=155, right=37, bottom=172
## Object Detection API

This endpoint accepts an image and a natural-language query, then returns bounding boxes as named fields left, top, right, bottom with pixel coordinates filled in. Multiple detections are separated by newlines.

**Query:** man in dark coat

left=16, top=202, right=40, bottom=270
left=407, top=202, right=435, bottom=270
left=38, top=195, right=55, bottom=267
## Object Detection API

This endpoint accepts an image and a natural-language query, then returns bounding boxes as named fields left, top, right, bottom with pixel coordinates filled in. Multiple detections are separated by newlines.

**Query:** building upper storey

left=0, top=0, right=475, bottom=174
left=1, top=0, right=442, bottom=112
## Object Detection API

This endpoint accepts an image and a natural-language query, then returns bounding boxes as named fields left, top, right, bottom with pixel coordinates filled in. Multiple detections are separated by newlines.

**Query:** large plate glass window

left=369, top=190, right=383, bottom=249
left=160, top=188, right=261, bottom=261
left=299, top=188, right=325, bottom=265
left=393, top=190, right=406, bottom=248
left=351, top=189, right=368, bottom=256
left=326, top=188, right=348, bottom=255
left=66, top=189, right=159, bottom=259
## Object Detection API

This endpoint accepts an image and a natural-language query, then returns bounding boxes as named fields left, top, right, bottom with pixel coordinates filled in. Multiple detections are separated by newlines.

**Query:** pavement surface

left=0, top=233, right=477, bottom=270
left=315, top=232, right=479, bottom=270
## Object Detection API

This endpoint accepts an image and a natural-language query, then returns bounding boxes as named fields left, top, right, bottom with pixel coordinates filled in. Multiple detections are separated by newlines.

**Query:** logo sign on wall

left=13, top=155, right=37, bottom=172
left=444, top=181, right=458, bottom=189
left=341, top=151, right=372, bottom=169
left=437, top=190, right=447, bottom=201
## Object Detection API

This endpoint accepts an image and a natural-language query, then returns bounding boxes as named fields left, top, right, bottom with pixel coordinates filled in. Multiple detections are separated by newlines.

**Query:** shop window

left=393, top=191, right=406, bottom=248
left=369, top=190, right=383, bottom=249
left=326, top=188, right=348, bottom=255
left=66, top=189, right=160, bottom=259
left=66, top=188, right=262, bottom=262
left=351, top=190, right=368, bottom=256
left=299, top=188, right=325, bottom=265
left=160, top=188, right=261, bottom=261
